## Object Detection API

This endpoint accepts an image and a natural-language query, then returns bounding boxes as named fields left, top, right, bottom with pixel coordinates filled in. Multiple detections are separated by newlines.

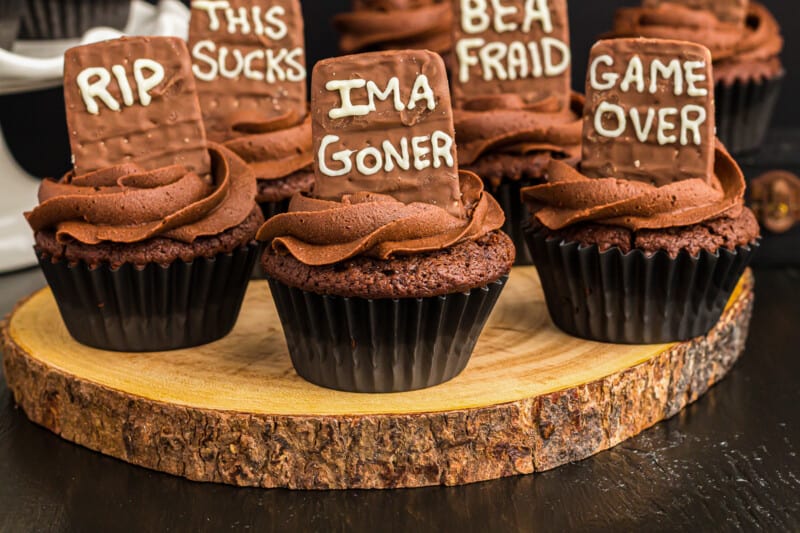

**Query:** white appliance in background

left=0, top=0, right=190, bottom=273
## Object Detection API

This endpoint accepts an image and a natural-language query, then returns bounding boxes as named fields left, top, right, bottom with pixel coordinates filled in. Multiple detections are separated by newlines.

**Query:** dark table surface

left=0, top=130, right=799, bottom=531
left=0, top=268, right=797, bottom=533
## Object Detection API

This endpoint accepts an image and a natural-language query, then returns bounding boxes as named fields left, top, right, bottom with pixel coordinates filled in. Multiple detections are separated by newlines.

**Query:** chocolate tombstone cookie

left=311, top=50, right=464, bottom=217
left=582, top=38, right=714, bottom=186
left=64, top=36, right=210, bottom=176
left=642, top=0, right=749, bottom=26
left=189, top=0, right=307, bottom=142
left=450, top=0, right=571, bottom=110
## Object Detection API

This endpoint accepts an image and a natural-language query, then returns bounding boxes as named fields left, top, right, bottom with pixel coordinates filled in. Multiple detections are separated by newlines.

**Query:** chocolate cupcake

left=19, top=0, right=131, bottom=40
left=0, top=0, right=22, bottom=49
left=258, top=50, right=514, bottom=393
left=522, top=39, right=760, bottom=344
left=24, top=37, right=262, bottom=352
left=449, top=0, right=580, bottom=264
left=188, top=0, right=313, bottom=220
left=609, top=0, right=784, bottom=154
left=334, top=0, right=453, bottom=56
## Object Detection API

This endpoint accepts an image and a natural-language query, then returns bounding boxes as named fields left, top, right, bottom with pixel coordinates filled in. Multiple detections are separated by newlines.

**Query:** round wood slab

left=2, top=267, right=754, bottom=490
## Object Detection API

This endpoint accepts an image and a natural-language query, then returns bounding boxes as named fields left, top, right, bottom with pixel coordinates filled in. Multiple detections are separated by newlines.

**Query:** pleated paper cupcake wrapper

left=715, top=74, right=784, bottom=155
left=38, top=243, right=260, bottom=352
left=491, top=179, right=539, bottom=266
left=267, top=276, right=509, bottom=393
left=526, top=229, right=758, bottom=344
left=19, top=0, right=131, bottom=40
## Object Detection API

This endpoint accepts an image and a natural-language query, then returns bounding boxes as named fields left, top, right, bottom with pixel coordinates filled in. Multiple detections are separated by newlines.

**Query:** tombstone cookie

left=63, top=36, right=210, bottom=176
left=450, top=0, right=571, bottom=111
left=582, top=38, right=714, bottom=186
left=311, top=49, right=463, bottom=217
left=189, top=0, right=307, bottom=142
left=642, top=0, right=749, bottom=26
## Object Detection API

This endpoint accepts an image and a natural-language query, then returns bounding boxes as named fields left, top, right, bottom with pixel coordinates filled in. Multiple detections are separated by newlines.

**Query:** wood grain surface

left=1, top=268, right=754, bottom=489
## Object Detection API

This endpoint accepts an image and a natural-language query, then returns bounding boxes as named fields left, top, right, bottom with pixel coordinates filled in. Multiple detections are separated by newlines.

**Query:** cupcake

left=258, top=50, right=515, bottom=392
left=334, top=0, right=453, bottom=56
left=188, top=0, right=313, bottom=220
left=609, top=0, right=784, bottom=154
left=19, top=0, right=131, bottom=40
left=522, top=38, right=760, bottom=344
left=0, top=0, right=22, bottom=49
left=24, top=37, right=262, bottom=352
left=449, top=0, right=581, bottom=264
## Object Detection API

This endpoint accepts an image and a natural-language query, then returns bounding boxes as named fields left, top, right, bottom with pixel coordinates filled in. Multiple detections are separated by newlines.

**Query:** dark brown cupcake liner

left=19, top=0, right=131, bottom=40
left=525, top=228, right=758, bottom=344
left=715, top=73, right=784, bottom=155
left=37, top=243, right=260, bottom=352
left=267, top=275, right=509, bottom=393
left=259, top=198, right=292, bottom=221
left=490, top=178, right=539, bottom=266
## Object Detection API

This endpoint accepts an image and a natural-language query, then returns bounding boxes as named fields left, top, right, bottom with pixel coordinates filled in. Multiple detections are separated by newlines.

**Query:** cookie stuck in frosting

left=450, top=0, right=572, bottom=112
left=582, top=38, right=715, bottom=186
left=26, top=144, right=258, bottom=247
left=63, top=36, right=210, bottom=177
left=311, top=50, right=463, bottom=217
left=188, top=0, right=307, bottom=143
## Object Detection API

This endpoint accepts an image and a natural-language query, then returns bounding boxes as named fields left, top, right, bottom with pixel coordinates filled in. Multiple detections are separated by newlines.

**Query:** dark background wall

left=0, top=0, right=796, bottom=178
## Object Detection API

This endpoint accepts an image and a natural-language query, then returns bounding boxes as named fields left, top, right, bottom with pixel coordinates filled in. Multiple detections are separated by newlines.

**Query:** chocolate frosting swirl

left=334, top=1, right=453, bottom=54
left=522, top=143, right=746, bottom=231
left=455, top=93, right=584, bottom=181
left=257, top=171, right=505, bottom=266
left=223, top=112, right=313, bottom=182
left=611, top=2, right=783, bottom=81
left=26, top=144, right=256, bottom=245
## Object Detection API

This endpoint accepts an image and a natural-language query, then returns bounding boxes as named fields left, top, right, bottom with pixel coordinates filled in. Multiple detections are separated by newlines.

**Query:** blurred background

left=0, top=0, right=796, bottom=179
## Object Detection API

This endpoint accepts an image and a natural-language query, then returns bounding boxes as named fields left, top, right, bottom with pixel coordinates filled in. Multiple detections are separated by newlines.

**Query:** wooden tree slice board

left=2, top=267, right=754, bottom=490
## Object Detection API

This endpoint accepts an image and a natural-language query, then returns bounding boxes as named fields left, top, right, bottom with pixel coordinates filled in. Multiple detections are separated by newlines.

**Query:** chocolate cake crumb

left=536, top=208, right=760, bottom=258
left=257, top=169, right=315, bottom=203
left=35, top=207, right=264, bottom=268
left=262, top=231, right=515, bottom=299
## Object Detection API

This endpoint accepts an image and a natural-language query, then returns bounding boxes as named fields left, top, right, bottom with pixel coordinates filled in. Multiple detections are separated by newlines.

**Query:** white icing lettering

left=680, top=104, right=706, bottom=145
left=412, top=135, right=432, bottom=170
left=651, top=58, right=683, bottom=95
left=264, top=6, right=288, bottom=40
left=590, top=54, right=617, bottom=91
left=318, top=135, right=352, bottom=177
left=133, top=59, right=165, bottom=107
left=383, top=138, right=410, bottom=172
left=218, top=47, right=244, bottom=79
left=327, top=79, right=370, bottom=119
left=541, top=37, right=570, bottom=77
left=523, top=0, right=553, bottom=33
left=192, top=0, right=228, bottom=32
left=225, top=6, right=251, bottom=34
left=657, top=107, right=678, bottom=145
left=431, top=131, right=455, bottom=169
left=620, top=55, right=645, bottom=93
left=243, top=49, right=265, bottom=81
left=191, top=40, right=218, bottom=81
left=685, top=61, right=708, bottom=96
left=595, top=101, right=626, bottom=138
left=630, top=107, right=656, bottom=143
left=367, top=77, right=404, bottom=112
left=461, top=0, right=491, bottom=34
left=408, top=75, right=436, bottom=110
left=111, top=65, right=134, bottom=107
left=356, top=146, right=383, bottom=175
left=77, top=68, right=119, bottom=115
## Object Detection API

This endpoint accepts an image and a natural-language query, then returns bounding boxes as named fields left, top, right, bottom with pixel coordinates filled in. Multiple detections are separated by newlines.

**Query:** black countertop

left=0, top=265, right=798, bottom=532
